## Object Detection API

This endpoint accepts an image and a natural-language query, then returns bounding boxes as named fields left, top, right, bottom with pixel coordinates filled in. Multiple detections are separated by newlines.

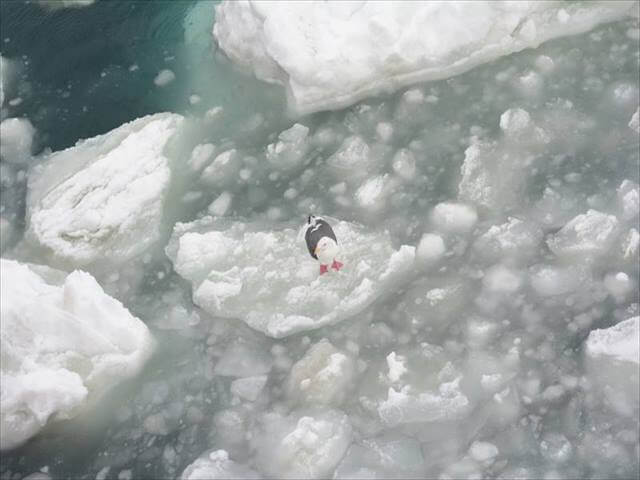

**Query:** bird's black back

left=305, top=218, right=337, bottom=259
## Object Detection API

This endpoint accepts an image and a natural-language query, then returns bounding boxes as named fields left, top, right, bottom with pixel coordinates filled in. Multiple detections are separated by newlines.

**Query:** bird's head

left=307, top=214, right=316, bottom=225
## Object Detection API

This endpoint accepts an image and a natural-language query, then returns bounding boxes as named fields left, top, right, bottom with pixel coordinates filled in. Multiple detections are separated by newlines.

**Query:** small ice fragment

left=0, top=117, right=35, bottom=164
left=469, top=441, right=499, bottom=464
left=629, top=108, right=640, bottom=133
left=208, top=192, right=233, bottom=216
left=392, top=149, right=416, bottom=180
left=499, top=108, right=531, bottom=134
left=189, top=94, right=201, bottom=105
left=386, top=352, right=407, bottom=383
left=431, top=202, right=477, bottom=234
left=154, top=69, right=175, bottom=87
left=230, top=375, right=268, bottom=402
left=416, top=233, right=445, bottom=263
left=483, top=265, right=522, bottom=293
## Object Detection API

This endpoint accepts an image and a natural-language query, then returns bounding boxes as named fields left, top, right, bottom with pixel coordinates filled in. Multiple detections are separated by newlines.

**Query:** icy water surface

left=1, top=1, right=639, bottom=479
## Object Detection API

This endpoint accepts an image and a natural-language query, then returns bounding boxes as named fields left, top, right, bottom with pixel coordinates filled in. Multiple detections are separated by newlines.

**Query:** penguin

left=305, top=215, right=344, bottom=275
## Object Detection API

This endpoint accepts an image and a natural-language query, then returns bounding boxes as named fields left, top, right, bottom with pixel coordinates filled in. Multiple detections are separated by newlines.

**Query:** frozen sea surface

left=0, top=1, right=639, bottom=479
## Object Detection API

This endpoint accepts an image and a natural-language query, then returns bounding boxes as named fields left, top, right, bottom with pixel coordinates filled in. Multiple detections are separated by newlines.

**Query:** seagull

left=304, top=215, right=344, bottom=275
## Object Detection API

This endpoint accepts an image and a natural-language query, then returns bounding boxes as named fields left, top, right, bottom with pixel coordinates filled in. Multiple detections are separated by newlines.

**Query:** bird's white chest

left=316, top=238, right=339, bottom=264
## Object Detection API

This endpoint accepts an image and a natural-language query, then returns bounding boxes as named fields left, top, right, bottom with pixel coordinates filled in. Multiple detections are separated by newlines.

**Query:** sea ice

left=0, top=117, right=35, bottom=164
left=166, top=216, right=415, bottom=338
left=286, top=339, right=355, bottom=407
left=26, top=113, right=183, bottom=270
left=586, top=316, right=639, bottom=365
left=430, top=202, right=478, bottom=234
left=254, top=409, right=352, bottom=478
left=266, top=123, right=311, bottom=171
left=547, top=209, right=619, bottom=259
left=181, top=449, right=261, bottom=479
left=213, top=1, right=635, bottom=114
left=0, top=259, right=153, bottom=450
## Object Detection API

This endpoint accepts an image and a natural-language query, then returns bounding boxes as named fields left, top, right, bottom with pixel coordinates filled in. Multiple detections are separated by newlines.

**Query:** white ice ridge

left=166, top=217, right=415, bottom=338
left=586, top=317, right=639, bottom=365
left=27, top=113, right=183, bottom=269
left=213, top=1, right=636, bottom=115
left=0, top=259, right=154, bottom=451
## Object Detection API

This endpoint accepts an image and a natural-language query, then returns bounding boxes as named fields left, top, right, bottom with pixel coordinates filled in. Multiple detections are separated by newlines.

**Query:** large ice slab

left=0, top=259, right=153, bottom=450
left=166, top=217, right=415, bottom=338
left=586, top=317, right=639, bottom=365
left=213, top=1, right=635, bottom=114
left=26, top=113, right=183, bottom=269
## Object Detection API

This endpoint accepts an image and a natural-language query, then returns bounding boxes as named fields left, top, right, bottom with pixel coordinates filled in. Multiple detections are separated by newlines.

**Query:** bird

left=304, top=215, right=344, bottom=275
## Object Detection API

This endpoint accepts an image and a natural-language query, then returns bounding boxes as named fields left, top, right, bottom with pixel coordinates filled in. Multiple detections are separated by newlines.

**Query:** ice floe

left=26, top=113, right=183, bottom=270
left=166, top=216, right=415, bottom=338
left=181, top=449, right=261, bottom=480
left=213, top=1, right=635, bottom=114
left=0, top=259, right=153, bottom=450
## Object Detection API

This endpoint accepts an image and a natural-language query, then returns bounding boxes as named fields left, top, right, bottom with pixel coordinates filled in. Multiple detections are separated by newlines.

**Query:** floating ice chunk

left=378, top=377, right=470, bottom=427
left=213, top=1, right=634, bottom=114
left=167, top=217, right=415, bottom=337
left=547, top=210, right=619, bottom=259
left=629, top=108, right=640, bottom=133
left=469, top=441, right=499, bottom=464
left=530, top=265, right=581, bottom=297
left=386, top=352, right=407, bottom=383
left=0, top=118, right=35, bottom=164
left=255, top=409, right=352, bottom=479
left=431, top=202, right=477, bottom=234
left=188, top=143, right=215, bottom=172
left=499, top=108, right=531, bottom=134
left=208, top=191, right=233, bottom=216
left=230, top=375, right=268, bottom=402
left=266, top=123, right=311, bottom=171
left=334, top=434, right=425, bottom=479
left=287, top=339, right=354, bottom=407
left=416, top=233, right=445, bottom=263
left=539, top=433, right=572, bottom=464
left=473, top=218, right=543, bottom=263
left=586, top=317, right=639, bottom=365
left=327, top=136, right=373, bottom=181
left=617, top=180, right=639, bottom=222
left=154, top=69, right=176, bottom=87
left=391, top=149, right=416, bottom=181
left=603, top=272, right=633, bottom=303
left=214, top=342, right=272, bottom=378
left=483, top=265, right=522, bottom=293
left=200, top=149, right=239, bottom=187
left=355, top=175, right=389, bottom=211
left=0, top=259, right=153, bottom=450
left=27, top=113, right=183, bottom=269
left=181, top=449, right=261, bottom=479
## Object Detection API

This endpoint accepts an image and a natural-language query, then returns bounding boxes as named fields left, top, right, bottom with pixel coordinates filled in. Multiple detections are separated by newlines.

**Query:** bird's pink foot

left=320, top=264, right=329, bottom=275
left=331, top=260, right=343, bottom=271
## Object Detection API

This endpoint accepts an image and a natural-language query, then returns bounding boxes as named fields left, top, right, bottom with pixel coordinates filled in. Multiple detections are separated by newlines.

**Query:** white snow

left=0, top=259, right=153, bottom=450
left=166, top=217, right=415, bottom=338
left=287, top=339, right=355, bottom=407
left=0, top=117, right=35, bottom=164
left=154, top=69, right=176, bottom=87
left=547, top=210, right=619, bottom=259
left=181, top=449, right=261, bottom=479
left=255, top=409, right=352, bottom=478
left=213, top=1, right=635, bottom=114
left=26, top=113, right=183, bottom=269
left=586, top=317, right=639, bottom=365
left=431, top=202, right=478, bottom=234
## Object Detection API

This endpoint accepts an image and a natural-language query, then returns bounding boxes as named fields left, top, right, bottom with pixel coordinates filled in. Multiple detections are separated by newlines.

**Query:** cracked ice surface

left=166, top=216, right=415, bottom=337
left=213, top=1, right=636, bottom=114
left=0, top=259, right=153, bottom=451
left=26, top=113, right=183, bottom=270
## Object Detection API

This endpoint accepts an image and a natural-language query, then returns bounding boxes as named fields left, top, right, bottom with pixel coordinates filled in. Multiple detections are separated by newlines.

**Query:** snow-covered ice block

left=378, top=377, right=470, bottom=427
left=431, top=202, right=477, bottom=234
left=213, top=1, right=634, bottom=114
left=181, top=449, right=261, bottom=479
left=26, top=113, right=183, bottom=269
left=166, top=217, right=415, bottom=338
left=0, top=259, right=153, bottom=450
left=473, top=217, right=543, bottom=264
left=547, top=210, right=619, bottom=259
left=0, top=118, right=35, bottom=164
left=286, top=339, right=354, bottom=407
left=585, top=317, right=639, bottom=416
left=586, top=317, right=639, bottom=365
left=334, top=434, right=425, bottom=479
left=255, top=409, right=352, bottom=479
